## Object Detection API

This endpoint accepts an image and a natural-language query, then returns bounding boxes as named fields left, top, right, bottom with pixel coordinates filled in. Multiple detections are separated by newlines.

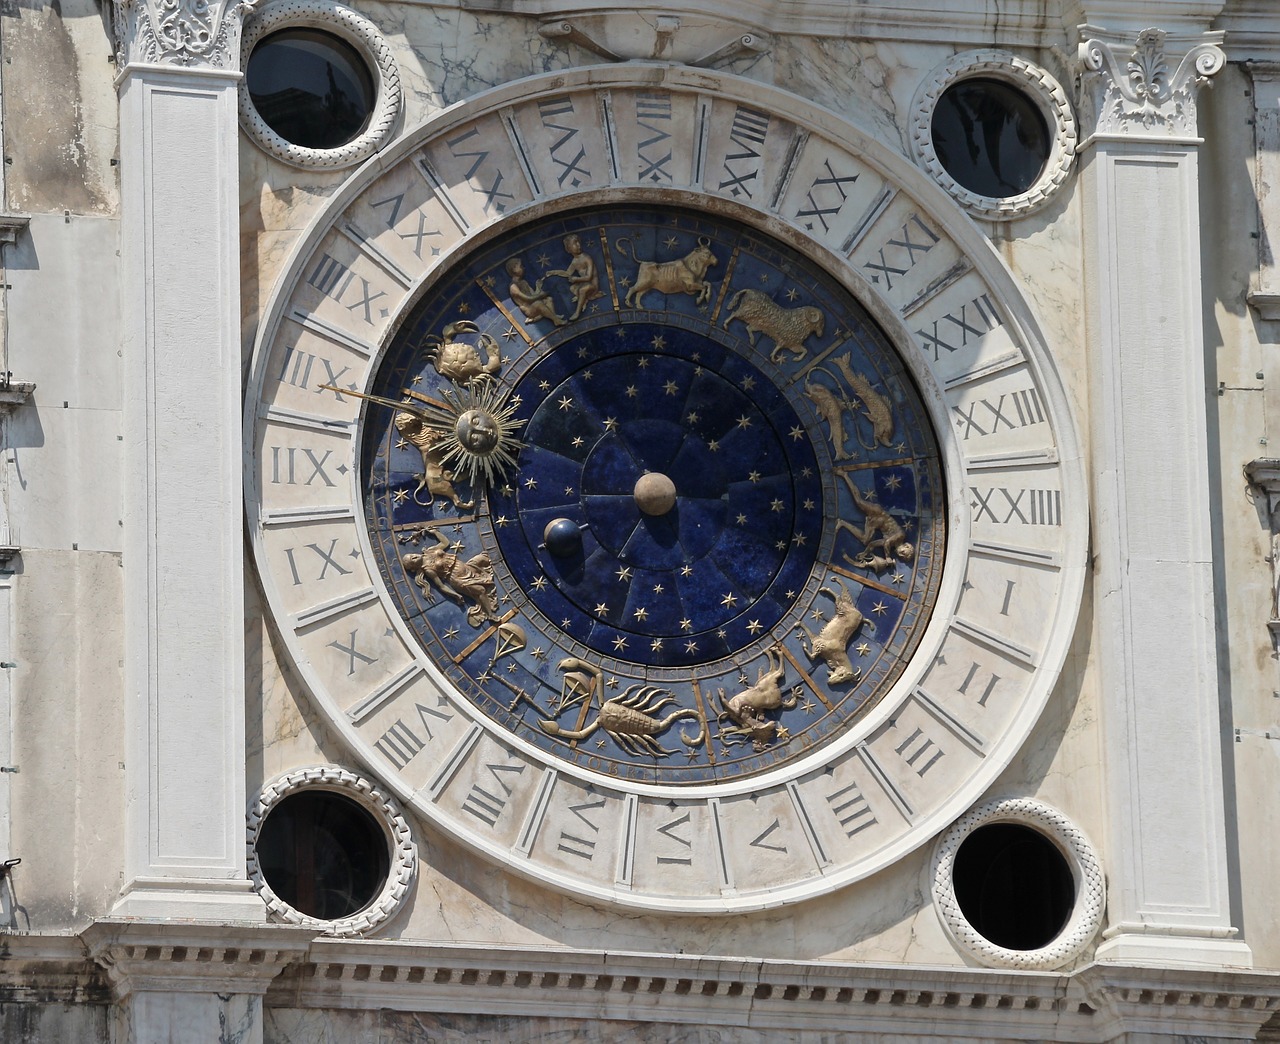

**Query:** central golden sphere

left=633, top=472, right=677, bottom=516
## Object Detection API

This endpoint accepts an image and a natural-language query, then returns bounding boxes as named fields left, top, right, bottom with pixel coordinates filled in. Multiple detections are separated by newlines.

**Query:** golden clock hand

left=322, top=383, right=524, bottom=489
left=318, top=385, right=455, bottom=430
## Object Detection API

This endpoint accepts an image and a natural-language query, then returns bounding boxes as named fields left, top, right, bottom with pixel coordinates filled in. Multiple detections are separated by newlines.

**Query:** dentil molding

left=1076, top=26, right=1225, bottom=142
left=7, top=931, right=1269, bottom=1033
left=111, top=0, right=259, bottom=71
left=4, top=929, right=1279, bottom=1038
left=80, top=921, right=314, bottom=999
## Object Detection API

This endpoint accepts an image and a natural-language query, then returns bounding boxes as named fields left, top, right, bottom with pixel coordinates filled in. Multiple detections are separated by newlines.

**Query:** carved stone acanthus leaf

left=1077, top=27, right=1225, bottom=140
left=112, top=0, right=259, bottom=70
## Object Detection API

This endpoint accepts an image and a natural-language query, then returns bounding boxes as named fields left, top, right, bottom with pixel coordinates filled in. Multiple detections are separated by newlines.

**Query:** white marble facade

left=2, top=0, right=1280, bottom=1041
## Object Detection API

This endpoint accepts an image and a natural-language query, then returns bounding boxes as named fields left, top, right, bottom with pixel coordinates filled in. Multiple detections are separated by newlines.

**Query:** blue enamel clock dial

left=491, top=329, right=823, bottom=669
left=362, top=206, right=945, bottom=785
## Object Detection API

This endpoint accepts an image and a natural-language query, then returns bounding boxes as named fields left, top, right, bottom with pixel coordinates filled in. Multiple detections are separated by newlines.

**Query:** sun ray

left=322, top=381, right=525, bottom=489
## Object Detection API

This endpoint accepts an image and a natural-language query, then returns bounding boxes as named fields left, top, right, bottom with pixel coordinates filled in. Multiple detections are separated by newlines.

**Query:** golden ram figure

left=723, top=288, right=825, bottom=364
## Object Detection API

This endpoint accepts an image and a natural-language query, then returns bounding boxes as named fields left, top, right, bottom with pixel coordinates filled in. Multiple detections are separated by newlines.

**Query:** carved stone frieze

left=537, top=13, right=769, bottom=66
left=111, top=0, right=259, bottom=71
left=1076, top=26, right=1225, bottom=140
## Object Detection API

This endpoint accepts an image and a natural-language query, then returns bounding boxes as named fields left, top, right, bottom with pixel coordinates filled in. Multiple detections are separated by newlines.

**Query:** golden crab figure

left=422, top=319, right=503, bottom=386
left=320, top=379, right=524, bottom=490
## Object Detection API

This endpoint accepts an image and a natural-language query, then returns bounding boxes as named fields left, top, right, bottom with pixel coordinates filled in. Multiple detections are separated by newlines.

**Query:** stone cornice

left=110, top=0, right=258, bottom=72
left=1062, top=1, right=1226, bottom=34
left=266, top=939, right=1280, bottom=1040
left=0, top=932, right=110, bottom=1005
left=1076, top=25, right=1226, bottom=144
left=80, top=920, right=313, bottom=999
left=459, top=1, right=1066, bottom=48
left=1216, top=2, right=1280, bottom=63
left=5, top=929, right=1279, bottom=1038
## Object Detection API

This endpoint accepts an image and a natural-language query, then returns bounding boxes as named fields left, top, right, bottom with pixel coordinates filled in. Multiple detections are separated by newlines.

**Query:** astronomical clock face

left=362, top=205, right=945, bottom=787
left=245, top=68, right=1084, bottom=912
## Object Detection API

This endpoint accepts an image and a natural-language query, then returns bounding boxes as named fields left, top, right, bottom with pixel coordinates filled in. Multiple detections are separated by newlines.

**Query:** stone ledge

left=0, top=215, right=29, bottom=245
left=267, top=939, right=1280, bottom=1040
left=4, top=930, right=1279, bottom=1039
left=0, top=379, right=35, bottom=414
left=80, top=920, right=315, bottom=1000
left=1250, top=291, right=1280, bottom=322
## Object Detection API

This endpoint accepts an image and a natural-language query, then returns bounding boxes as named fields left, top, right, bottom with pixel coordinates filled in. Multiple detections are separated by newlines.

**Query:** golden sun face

left=436, top=382, right=524, bottom=488
left=328, top=377, right=524, bottom=491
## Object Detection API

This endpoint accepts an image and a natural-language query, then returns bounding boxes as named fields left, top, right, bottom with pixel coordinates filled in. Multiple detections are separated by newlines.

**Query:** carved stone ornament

left=932, top=797, right=1105, bottom=970
left=1077, top=27, right=1226, bottom=141
left=910, top=50, right=1077, bottom=220
left=239, top=0, right=402, bottom=169
left=112, top=0, right=258, bottom=70
left=247, top=766, right=417, bottom=936
left=537, top=14, right=769, bottom=66
left=1245, top=458, right=1280, bottom=645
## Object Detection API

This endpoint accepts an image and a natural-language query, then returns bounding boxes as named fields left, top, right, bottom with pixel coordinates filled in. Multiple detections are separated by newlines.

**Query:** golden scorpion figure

left=539, top=658, right=706, bottom=758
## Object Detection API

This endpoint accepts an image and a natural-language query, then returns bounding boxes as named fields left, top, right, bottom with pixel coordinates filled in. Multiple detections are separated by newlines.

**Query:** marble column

left=110, top=0, right=264, bottom=921
left=1077, top=26, right=1251, bottom=967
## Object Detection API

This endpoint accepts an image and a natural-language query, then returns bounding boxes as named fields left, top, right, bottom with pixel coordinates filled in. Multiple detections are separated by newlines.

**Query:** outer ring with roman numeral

left=243, top=64, right=1086, bottom=912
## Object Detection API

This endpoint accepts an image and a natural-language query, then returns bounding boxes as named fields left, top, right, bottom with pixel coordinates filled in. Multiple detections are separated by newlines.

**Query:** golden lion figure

left=394, top=412, right=473, bottom=510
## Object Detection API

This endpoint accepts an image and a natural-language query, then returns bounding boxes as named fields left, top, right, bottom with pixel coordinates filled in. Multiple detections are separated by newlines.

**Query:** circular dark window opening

left=931, top=78, right=1051, bottom=199
left=246, top=29, right=376, bottom=150
left=256, top=789, right=390, bottom=920
left=952, top=822, right=1074, bottom=950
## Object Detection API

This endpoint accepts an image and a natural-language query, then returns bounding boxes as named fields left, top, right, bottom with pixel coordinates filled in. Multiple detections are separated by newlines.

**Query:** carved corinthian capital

left=1076, top=26, right=1225, bottom=140
left=111, top=0, right=259, bottom=71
